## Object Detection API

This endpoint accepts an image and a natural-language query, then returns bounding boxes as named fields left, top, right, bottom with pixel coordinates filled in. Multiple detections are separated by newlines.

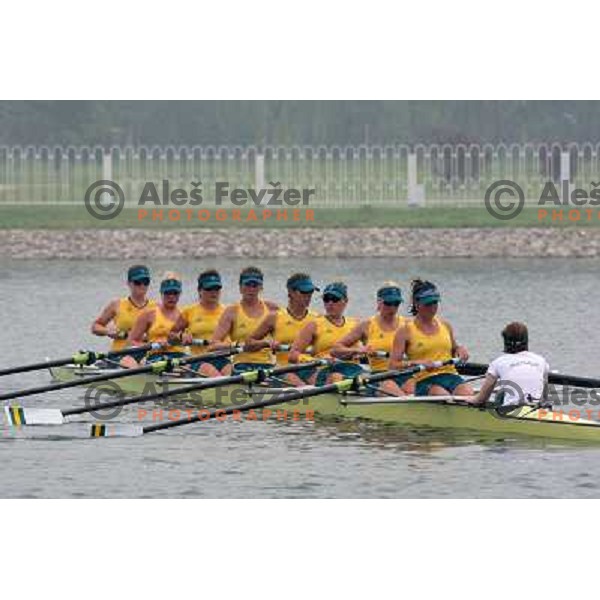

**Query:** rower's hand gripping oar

left=0, top=343, right=167, bottom=378
left=4, top=359, right=328, bottom=426
left=0, top=346, right=242, bottom=403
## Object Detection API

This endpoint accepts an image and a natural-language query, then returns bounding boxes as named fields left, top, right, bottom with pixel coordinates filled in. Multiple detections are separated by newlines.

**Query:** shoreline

left=0, top=228, right=598, bottom=259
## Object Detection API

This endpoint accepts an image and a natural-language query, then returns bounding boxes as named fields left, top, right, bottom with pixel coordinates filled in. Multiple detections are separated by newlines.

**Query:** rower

left=289, top=281, right=361, bottom=386
left=389, top=279, right=472, bottom=396
left=470, top=322, right=549, bottom=407
left=169, top=270, right=232, bottom=377
left=210, top=266, right=278, bottom=374
left=246, top=273, right=320, bottom=386
left=91, top=264, right=156, bottom=363
left=125, top=273, right=187, bottom=368
left=332, top=283, right=408, bottom=396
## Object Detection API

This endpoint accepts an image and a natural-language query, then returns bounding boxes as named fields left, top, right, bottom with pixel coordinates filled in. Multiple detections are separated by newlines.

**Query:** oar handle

left=0, top=346, right=241, bottom=403
left=273, top=344, right=313, bottom=353
left=0, top=342, right=162, bottom=378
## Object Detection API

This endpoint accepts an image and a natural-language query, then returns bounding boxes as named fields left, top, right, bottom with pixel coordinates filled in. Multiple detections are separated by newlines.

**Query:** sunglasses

left=131, top=279, right=150, bottom=286
left=295, top=289, right=314, bottom=295
left=383, top=300, right=401, bottom=307
left=323, top=295, right=342, bottom=303
left=201, top=286, right=222, bottom=291
left=163, top=290, right=181, bottom=296
left=242, top=281, right=261, bottom=288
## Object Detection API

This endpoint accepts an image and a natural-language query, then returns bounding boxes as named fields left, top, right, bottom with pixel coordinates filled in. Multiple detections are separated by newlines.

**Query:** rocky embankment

left=0, top=228, right=598, bottom=259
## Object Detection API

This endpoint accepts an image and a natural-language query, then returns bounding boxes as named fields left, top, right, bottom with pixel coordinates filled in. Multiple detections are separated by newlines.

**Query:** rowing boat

left=47, top=364, right=600, bottom=442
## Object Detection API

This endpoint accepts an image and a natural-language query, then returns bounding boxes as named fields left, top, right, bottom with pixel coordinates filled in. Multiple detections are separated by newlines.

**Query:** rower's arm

left=91, top=299, right=119, bottom=338
left=542, top=361, right=550, bottom=401
left=265, top=299, right=279, bottom=311
left=246, top=312, right=276, bottom=351
left=471, top=373, right=498, bottom=405
left=289, top=321, right=316, bottom=363
left=128, top=310, right=153, bottom=346
left=331, top=320, right=368, bottom=359
left=446, top=320, right=469, bottom=361
left=169, top=313, right=189, bottom=343
left=389, top=325, right=410, bottom=369
left=209, top=306, right=236, bottom=349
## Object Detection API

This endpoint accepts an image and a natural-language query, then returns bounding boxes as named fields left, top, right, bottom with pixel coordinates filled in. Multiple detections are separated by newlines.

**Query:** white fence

left=0, top=143, right=599, bottom=207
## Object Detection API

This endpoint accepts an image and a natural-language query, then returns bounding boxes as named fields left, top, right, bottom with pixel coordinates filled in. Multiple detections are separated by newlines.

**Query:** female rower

left=289, top=281, right=361, bottom=386
left=332, top=283, right=408, bottom=396
left=210, top=266, right=278, bottom=374
left=169, top=269, right=232, bottom=377
left=389, top=279, right=472, bottom=397
left=246, top=272, right=319, bottom=386
left=91, top=264, right=155, bottom=361
left=125, top=272, right=187, bottom=368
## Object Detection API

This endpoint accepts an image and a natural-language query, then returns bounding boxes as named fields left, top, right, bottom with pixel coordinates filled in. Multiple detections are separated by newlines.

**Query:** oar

left=10, top=361, right=435, bottom=436
left=4, top=359, right=329, bottom=426
left=0, top=347, right=241, bottom=403
left=0, top=343, right=162, bottom=378
left=129, top=361, right=442, bottom=437
left=459, top=362, right=600, bottom=389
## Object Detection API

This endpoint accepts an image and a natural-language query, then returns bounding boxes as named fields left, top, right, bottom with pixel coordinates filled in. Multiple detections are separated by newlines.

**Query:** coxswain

left=470, top=322, right=549, bottom=407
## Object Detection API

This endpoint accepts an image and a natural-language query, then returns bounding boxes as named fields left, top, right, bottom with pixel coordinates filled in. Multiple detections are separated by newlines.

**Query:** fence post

left=407, top=151, right=424, bottom=206
left=561, top=151, right=570, bottom=200
left=255, top=152, right=265, bottom=190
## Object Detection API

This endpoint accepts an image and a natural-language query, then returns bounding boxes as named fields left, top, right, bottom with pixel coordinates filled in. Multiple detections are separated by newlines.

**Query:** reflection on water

left=1, top=257, right=600, bottom=498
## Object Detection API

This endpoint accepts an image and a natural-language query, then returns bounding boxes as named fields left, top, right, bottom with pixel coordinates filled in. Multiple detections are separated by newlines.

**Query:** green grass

left=1, top=205, right=599, bottom=229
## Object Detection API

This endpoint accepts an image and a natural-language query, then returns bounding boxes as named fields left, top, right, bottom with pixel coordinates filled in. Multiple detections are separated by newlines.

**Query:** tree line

left=0, top=100, right=598, bottom=146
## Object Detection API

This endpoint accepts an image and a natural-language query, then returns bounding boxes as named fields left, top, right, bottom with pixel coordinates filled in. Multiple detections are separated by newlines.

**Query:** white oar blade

left=3, top=406, right=64, bottom=426
left=1, top=422, right=144, bottom=439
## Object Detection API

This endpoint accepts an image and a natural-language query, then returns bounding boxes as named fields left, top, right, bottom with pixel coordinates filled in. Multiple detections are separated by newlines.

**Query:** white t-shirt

left=487, top=351, right=549, bottom=406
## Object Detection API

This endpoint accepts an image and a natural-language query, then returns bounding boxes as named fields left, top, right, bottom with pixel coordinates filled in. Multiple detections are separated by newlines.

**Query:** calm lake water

left=0, top=256, right=599, bottom=498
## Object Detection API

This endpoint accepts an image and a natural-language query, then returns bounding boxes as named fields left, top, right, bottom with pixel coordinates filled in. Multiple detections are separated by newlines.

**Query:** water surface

left=0, top=257, right=598, bottom=498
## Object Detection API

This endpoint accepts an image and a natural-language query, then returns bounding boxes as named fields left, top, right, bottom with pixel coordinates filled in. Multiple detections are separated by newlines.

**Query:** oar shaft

left=0, top=348, right=237, bottom=403
left=459, top=362, right=600, bottom=389
left=62, top=360, right=325, bottom=417
left=0, top=343, right=158, bottom=377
